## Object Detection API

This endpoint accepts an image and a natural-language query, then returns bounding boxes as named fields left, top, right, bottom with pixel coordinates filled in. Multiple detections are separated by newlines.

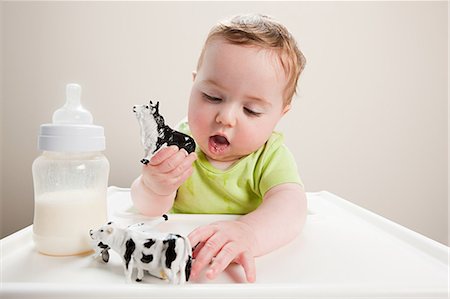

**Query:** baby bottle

left=32, top=84, right=109, bottom=256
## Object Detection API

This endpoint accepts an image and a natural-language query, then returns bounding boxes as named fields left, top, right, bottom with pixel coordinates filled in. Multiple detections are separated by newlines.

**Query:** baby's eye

left=244, top=107, right=262, bottom=117
left=202, top=93, right=222, bottom=103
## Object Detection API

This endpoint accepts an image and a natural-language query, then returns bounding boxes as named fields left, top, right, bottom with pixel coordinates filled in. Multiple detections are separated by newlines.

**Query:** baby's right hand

left=141, top=145, right=197, bottom=196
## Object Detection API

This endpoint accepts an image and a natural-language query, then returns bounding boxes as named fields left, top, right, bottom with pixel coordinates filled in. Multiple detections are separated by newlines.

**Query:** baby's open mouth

left=209, top=135, right=230, bottom=153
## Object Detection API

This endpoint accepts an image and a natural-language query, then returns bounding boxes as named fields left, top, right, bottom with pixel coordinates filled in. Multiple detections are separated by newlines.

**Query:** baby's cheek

left=189, top=118, right=206, bottom=141
left=234, top=127, right=268, bottom=152
left=189, top=103, right=208, bottom=130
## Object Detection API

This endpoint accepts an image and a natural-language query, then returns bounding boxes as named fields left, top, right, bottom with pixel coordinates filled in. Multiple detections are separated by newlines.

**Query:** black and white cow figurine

left=133, top=101, right=196, bottom=165
left=89, top=215, right=192, bottom=284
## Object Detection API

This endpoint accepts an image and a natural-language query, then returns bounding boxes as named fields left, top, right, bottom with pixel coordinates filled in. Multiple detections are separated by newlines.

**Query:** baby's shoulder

left=263, top=131, right=286, bottom=152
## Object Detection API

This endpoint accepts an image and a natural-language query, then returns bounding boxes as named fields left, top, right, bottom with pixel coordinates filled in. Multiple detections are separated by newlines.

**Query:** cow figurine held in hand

left=89, top=215, right=193, bottom=284
left=133, top=101, right=196, bottom=165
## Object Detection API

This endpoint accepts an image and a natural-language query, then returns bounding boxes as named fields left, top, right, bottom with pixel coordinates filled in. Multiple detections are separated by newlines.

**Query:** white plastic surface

left=1, top=188, right=448, bottom=298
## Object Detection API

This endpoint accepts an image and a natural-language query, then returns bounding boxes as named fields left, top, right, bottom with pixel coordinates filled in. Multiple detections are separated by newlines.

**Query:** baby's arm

left=188, top=183, right=307, bottom=282
left=130, top=145, right=197, bottom=217
left=239, top=183, right=307, bottom=256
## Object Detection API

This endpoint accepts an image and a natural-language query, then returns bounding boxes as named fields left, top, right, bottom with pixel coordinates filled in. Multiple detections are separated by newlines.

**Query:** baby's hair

left=196, top=13, right=306, bottom=106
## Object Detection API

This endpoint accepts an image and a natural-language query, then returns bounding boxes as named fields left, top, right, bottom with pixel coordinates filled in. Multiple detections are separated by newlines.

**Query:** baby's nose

left=216, top=107, right=237, bottom=127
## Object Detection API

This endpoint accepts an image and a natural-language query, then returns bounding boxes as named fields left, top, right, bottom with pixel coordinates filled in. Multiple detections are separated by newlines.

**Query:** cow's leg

left=128, top=215, right=168, bottom=232
left=164, top=269, right=176, bottom=284
left=141, top=148, right=150, bottom=164
left=146, top=214, right=168, bottom=229
left=123, top=258, right=134, bottom=283
left=179, top=262, right=186, bottom=285
left=136, top=266, right=144, bottom=282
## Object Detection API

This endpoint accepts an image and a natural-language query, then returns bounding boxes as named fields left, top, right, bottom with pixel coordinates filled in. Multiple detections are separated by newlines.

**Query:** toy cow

left=133, top=101, right=196, bottom=165
left=89, top=215, right=192, bottom=284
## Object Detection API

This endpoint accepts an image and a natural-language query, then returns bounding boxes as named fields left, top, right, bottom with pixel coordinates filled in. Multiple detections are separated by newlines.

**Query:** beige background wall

left=1, top=1, right=448, bottom=245
left=0, top=1, right=3, bottom=226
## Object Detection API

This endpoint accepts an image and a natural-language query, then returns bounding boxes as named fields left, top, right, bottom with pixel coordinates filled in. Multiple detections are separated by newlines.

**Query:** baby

left=131, top=13, right=307, bottom=283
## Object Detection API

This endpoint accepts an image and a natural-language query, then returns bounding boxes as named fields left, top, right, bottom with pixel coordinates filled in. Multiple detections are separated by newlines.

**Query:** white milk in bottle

left=32, top=84, right=109, bottom=256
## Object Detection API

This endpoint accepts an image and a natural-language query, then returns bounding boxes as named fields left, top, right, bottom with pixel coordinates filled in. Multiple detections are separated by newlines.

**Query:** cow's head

left=133, top=103, right=151, bottom=118
left=89, top=221, right=117, bottom=243
left=132, top=101, right=160, bottom=118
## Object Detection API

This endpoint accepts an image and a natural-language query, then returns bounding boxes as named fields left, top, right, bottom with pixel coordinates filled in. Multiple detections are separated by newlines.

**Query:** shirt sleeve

left=258, top=136, right=303, bottom=197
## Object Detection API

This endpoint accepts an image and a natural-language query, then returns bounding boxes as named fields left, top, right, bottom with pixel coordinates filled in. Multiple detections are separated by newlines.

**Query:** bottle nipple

left=52, top=83, right=93, bottom=124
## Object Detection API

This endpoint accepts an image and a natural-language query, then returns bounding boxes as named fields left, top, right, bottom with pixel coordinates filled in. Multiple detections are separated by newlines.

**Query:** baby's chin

left=202, top=145, right=248, bottom=166
left=198, top=136, right=258, bottom=163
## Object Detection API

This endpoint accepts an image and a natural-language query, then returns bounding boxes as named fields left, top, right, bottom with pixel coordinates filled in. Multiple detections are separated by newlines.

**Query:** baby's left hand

left=188, top=220, right=257, bottom=283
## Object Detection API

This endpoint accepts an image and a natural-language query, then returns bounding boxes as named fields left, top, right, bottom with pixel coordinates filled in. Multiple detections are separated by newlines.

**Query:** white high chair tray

left=1, top=187, right=448, bottom=298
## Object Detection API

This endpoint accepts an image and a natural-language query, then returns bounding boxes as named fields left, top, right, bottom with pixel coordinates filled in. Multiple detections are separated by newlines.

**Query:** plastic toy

left=89, top=215, right=192, bottom=284
left=133, top=101, right=196, bottom=164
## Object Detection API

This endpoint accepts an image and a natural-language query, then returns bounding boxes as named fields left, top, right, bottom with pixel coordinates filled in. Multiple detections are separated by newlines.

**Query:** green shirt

left=172, top=122, right=302, bottom=215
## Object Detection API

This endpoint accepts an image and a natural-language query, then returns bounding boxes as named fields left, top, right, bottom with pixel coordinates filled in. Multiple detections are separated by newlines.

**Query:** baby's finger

left=149, top=146, right=178, bottom=166
left=190, top=234, right=224, bottom=279
left=206, top=242, right=238, bottom=280
left=169, top=152, right=197, bottom=177
left=168, top=167, right=194, bottom=189
left=188, top=225, right=217, bottom=250
left=158, top=149, right=190, bottom=173
left=192, top=241, right=205, bottom=259
left=238, top=251, right=256, bottom=283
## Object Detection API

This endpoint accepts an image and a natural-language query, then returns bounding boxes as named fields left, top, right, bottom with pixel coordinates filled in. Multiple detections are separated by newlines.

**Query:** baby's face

left=188, top=39, right=289, bottom=164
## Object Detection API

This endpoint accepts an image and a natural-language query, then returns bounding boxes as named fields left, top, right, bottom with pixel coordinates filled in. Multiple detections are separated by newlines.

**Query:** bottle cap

left=38, top=84, right=106, bottom=152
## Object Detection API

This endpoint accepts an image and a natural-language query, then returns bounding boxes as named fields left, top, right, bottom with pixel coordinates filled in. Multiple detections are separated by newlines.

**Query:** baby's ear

left=282, top=104, right=291, bottom=116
